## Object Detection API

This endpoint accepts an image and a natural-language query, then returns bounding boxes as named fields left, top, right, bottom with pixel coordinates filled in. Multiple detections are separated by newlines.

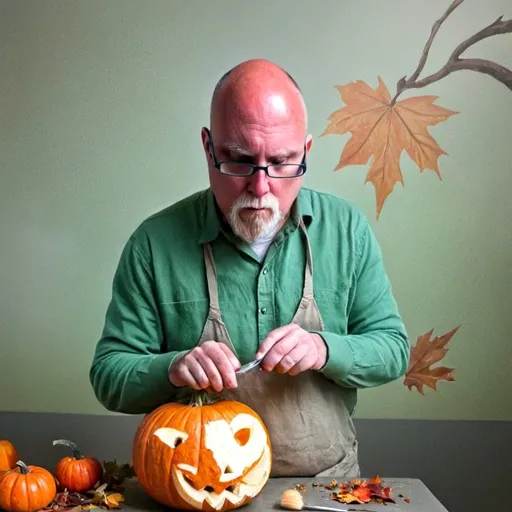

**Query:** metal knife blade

left=300, top=505, right=377, bottom=512
left=293, top=504, right=377, bottom=512
left=236, top=357, right=263, bottom=374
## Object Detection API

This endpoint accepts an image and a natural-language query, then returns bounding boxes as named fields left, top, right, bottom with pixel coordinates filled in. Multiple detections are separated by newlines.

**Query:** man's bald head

left=209, top=59, right=308, bottom=135
left=212, top=60, right=303, bottom=102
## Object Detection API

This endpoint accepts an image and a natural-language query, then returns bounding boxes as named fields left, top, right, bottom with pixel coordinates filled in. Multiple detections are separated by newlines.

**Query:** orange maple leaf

left=337, top=490, right=371, bottom=504
left=404, top=326, right=461, bottom=394
left=321, top=76, right=458, bottom=218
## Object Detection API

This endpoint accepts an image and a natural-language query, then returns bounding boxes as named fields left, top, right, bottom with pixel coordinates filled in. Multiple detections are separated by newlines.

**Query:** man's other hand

left=169, top=341, right=241, bottom=392
left=256, top=324, right=327, bottom=375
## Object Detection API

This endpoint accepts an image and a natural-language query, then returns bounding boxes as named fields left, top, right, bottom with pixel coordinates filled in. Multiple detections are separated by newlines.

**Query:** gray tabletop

left=122, top=477, right=449, bottom=512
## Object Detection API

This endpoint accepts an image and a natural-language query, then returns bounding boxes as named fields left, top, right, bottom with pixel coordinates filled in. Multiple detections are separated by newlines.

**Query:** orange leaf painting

left=321, top=0, right=511, bottom=219
left=404, top=326, right=461, bottom=394
left=321, top=77, right=458, bottom=218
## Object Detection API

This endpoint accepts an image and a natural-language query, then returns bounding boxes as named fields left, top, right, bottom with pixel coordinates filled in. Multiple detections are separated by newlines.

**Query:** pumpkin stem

left=190, top=390, right=221, bottom=406
left=15, top=460, right=30, bottom=474
left=53, top=439, right=84, bottom=459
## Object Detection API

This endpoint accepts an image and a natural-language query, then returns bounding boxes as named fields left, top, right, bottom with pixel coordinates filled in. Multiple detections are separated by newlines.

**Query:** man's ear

left=201, top=127, right=211, bottom=158
left=305, top=134, right=313, bottom=156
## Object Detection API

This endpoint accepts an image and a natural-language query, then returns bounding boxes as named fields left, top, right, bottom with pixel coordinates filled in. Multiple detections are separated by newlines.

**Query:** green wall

left=1, top=0, right=511, bottom=420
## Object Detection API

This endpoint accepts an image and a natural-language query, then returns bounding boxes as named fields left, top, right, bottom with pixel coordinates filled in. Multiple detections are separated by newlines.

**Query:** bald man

left=90, top=59, right=410, bottom=478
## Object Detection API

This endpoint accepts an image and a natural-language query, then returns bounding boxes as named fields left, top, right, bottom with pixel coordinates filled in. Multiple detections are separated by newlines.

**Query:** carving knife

left=236, top=357, right=263, bottom=374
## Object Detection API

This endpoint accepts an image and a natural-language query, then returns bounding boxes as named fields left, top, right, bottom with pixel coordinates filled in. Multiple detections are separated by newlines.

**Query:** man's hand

left=169, top=341, right=241, bottom=392
left=256, top=324, right=327, bottom=375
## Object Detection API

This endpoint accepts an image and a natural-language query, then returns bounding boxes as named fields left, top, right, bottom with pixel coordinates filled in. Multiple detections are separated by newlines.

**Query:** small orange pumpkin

left=53, top=439, right=103, bottom=493
left=0, top=440, right=19, bottom=471
left=133, top=391, right=272, bottom=512
left=0, top=460, right=57, bottom=512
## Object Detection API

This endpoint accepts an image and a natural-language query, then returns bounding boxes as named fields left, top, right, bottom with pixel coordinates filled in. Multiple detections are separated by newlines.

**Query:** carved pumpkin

left=0, top=460, right=57, bottom=512
left=133, top=392, right=272, bottom=511
left=0, top=440, right=19, bottom=472
left=53, top=439, right=103, bottom=492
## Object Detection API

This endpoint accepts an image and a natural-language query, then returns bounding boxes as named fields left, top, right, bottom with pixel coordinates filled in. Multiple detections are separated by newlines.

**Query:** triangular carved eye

left=154, top=428, right=188, bottom=448
left=234, top=428, right=250, bottom=446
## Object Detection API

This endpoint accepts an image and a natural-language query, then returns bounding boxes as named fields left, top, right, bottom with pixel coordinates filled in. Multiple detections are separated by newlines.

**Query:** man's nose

left=246, top=170, right=270, bottom=197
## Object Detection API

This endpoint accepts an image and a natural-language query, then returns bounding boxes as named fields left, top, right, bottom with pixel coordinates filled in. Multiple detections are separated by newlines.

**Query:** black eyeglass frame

left=206, top=129, right=307, bottom=179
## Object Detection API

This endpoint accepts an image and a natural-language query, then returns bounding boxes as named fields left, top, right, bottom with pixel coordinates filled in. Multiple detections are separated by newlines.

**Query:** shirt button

left=260, top=307, right=267, bottom=315
left=262, top=268, right=268, bottom=275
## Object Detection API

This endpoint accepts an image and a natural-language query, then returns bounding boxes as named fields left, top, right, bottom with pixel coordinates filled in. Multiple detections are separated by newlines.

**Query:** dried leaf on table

left=69, top=506, right=99, bottom=512
left=330, top=476, right=395, bottom=505
left=337, top=487, right=371, bottom=504
left=404, top=326, right=460, bottom=394
left=104, top=494, right=124, bottom=509
left=367, top=483, right=393, bottom=501
left=53, top=492, right=80, bottom=506
left=325, top=479, right=338, bottom=490
left=38, top=491, right=93, bottom=512
left=101, top=460, right=135, bottom=492
left=87, top=483, right=125, bottom=509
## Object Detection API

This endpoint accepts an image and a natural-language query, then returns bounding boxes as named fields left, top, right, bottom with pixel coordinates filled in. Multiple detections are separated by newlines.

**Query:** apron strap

left=202, top=243, right=222, bottom=316
left=299, top=218, right=314, bottom=300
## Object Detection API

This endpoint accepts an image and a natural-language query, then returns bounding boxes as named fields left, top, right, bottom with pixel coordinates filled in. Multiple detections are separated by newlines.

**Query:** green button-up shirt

left=90, top=187, right=410, bottom=414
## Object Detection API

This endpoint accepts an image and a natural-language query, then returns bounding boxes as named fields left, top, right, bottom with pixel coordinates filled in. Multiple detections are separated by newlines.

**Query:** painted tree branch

left=392, top=0, right=512, bottom=103
left=411, top=57, right=512, bottom=91
left=407, top=0, right=465, bottom=83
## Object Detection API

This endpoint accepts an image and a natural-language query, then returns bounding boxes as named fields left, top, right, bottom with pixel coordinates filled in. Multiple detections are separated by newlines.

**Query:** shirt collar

left=198, top=187, right=313, bottom=244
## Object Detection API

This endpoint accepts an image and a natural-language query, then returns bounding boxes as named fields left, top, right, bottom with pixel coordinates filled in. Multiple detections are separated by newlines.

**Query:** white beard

left=227, top=193, right=283, bottom=243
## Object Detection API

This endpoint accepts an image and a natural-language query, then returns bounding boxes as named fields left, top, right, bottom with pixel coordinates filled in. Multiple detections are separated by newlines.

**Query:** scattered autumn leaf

left=69, top=505, right=99, bottom=512
left=329, top=476, right=395, bottom=505
left=367, top=482, right=393, bottom=501
left=87, top=484, right=125, bottom=510
left=325, top=479, right=338, bottom=490
left=337, top=491, right=369, bottom=504
left=101, top=460, right=135, bottom=492
left=404, top=326, right=461, bottom=394
left=321, top=76, right=458, bottom=218
left=104, top=494, right=124, bottom=509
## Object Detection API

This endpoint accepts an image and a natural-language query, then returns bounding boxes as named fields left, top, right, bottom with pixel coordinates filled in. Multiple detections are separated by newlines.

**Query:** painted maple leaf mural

left=321, top=78, right=457, bottom=217
left=322, top=0, right=512, bottom=219
left=404, top=326, right=460, bottom=395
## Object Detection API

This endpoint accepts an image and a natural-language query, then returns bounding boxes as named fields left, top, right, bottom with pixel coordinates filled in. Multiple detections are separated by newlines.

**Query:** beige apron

left=194, top=220, right=360, bottom=478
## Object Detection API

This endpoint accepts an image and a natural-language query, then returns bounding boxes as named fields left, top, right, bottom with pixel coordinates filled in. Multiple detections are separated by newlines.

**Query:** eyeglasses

left=207, top=131, right=307, bottom=179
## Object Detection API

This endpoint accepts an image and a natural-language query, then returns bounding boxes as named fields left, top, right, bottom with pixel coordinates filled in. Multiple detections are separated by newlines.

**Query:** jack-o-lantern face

left=133, top=396, right=272, bottom=512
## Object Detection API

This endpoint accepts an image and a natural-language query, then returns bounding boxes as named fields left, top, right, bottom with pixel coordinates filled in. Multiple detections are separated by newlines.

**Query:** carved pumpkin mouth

left=172, top=444, right=271, bottom=509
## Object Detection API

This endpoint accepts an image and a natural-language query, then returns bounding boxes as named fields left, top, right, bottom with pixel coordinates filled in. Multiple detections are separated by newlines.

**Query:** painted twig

left=392, top=0, right=512, bottom=103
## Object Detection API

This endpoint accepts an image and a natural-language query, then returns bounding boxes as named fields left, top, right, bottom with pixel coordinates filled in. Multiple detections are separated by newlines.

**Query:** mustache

left=231, top=193, right=280, bottom=210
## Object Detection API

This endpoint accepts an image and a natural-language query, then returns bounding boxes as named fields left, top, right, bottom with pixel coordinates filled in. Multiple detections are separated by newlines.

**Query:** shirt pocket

left=158, top=299, right=209, bottom=352
left=314, top=286, right=350, bottom=334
